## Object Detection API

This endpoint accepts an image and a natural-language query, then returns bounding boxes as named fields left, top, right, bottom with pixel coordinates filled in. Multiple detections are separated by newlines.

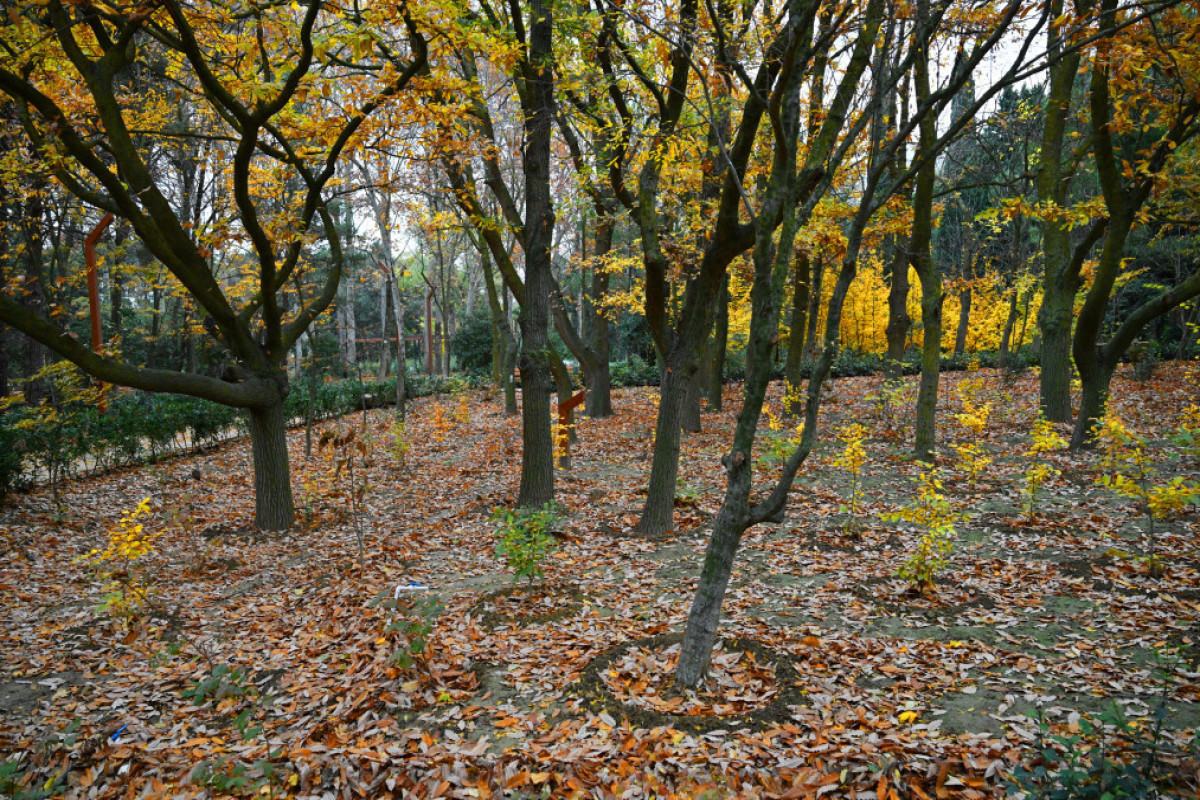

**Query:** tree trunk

left=911, top=16, right=940, bottom=463
left=884, top=239, right=911, bottom=379
left=1071, top=361, right=1113, bottom=449
left=1035, top=0, right=1085, bottom=422
left=953, top=286, right=971, bottom=356
left=784, top=251, right=809, bottom=414
left=1038, top=287, right=1076, bottom=421
left=247, top=395, right=295, bottom=530
left=21, top=186, right=46, bottom=405
left=803, top=256, right=825, bottom=360
left=705, top=276, right=730, bottom=412
left=997, top=289, right=1018, bottom=369
left=515, top=0, right=556, bottom=509
left=681, top=359, right=703, bottom=433
left=583, top=219, right=614, bottom=418
left=635, top=363, right=691, bottom=534
left=378, top=278, right=390, bottom=382
left=391, top=280, right=407, bottom=419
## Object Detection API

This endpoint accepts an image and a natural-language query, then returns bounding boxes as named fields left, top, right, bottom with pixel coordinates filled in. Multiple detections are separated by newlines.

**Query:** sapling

left=79, top=497, right=160, bottom=617
left=1025, top=414, right=1067, bottom=519
left=1172, top=403, right=1200, bottom=463
left=870, top=376, right=908, bottom=435
left=318, top=425, right=372, bottom=563
left=390, top=418, right=410, bottom=471
left=493, top=504, right=559, bottom=584
left=757, top=406, right=803, bottom=469
left=832, top=423, right=868, bottom=534
left=883, top=469, right=960, bottom=595
left=1095, top=411, right=1199, bottom=577
left=951, top=384, right=993, bottom=484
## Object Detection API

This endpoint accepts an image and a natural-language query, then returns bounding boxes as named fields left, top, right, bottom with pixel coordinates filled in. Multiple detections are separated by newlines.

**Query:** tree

left=675, top=0, right=1050, bottom=685
left=0, top=0, right=427, bottom=529
left=1068, top=0, right=1200, bottom=446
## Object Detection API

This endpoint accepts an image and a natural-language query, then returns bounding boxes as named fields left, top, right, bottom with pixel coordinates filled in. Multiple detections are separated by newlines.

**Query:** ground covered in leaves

left=1, top=365, right=1199, bottom=798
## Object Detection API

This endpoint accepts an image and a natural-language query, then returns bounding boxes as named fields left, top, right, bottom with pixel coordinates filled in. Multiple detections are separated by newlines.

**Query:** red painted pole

left=85, top=213, right=114, bottom=411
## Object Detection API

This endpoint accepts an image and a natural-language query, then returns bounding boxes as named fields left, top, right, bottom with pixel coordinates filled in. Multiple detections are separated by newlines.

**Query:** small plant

left=952, top=383, right=994, bottom=483
left=318, top=425, right=372, bottom=561
left=190, top=752, right=292, bottom=797
left=429, top=402, right=453, bottom=443
left=1025, top=414, right=1067, bottom=519
left=757, top=407, right=803, bottom=469
left=0, top=755, right=66, bottom=800
left=674, top=481, right=701, bottom=506
left=1171, top=403, right=1200, bottom=463
left=870, top=376, right=909, bottom=434
left=782, top=380, right=805, bottom=417
left=391, top=417, right=410, bottom=469
left=1006, top=677, right=1191, bottom=800
left=9, top=361, right=104, bottom=511
left=79, top=497, right=161, bottom=618
left=831, top=423, right=868, bottom=534
left=182, top=663, right=257, bottom=707
left=492, top=504, right=559, bottom=584
left=552, top=415, right=573, bottom=467
left=883, top=469, right=959, bottom=594
left=1095, top=412, right=1199, bottom=577
left=453, top=391, right=471, bottom=425
left=387, top=595, right=444, bottom=669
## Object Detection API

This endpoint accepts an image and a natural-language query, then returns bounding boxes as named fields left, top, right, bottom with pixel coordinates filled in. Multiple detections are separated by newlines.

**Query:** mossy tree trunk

left=910, top=30, right=940, bottom=463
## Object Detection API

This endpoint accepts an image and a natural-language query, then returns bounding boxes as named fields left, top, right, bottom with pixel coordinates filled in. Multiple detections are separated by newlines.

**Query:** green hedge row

left=605, top=347, right=1040, bottom=388
left=0, top=371, right=490, bottom=503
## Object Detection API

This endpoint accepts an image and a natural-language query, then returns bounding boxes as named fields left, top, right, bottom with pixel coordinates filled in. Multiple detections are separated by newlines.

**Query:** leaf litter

left=0, top=365, right=1197, bottom=797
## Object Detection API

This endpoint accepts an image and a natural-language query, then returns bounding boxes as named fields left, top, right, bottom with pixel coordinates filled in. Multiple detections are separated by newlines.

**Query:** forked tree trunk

left=247, top=396, right=295, bottom=530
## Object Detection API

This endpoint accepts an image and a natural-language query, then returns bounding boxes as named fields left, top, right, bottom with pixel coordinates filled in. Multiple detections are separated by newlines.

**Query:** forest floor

left=1, top=364, right=1199, bottom=799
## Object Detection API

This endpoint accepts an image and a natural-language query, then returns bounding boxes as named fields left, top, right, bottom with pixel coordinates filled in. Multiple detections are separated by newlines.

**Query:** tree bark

left=911, top=0, right=941, bottom=463
left=515, top=0, right=556, bottom=509
left=583, top=217, right=614, bottom=418
left=784, top=251, right=809, bottom=414
left=1035, top=0, right=1087, bottom=422
left=705, top=276, right=730, bottom=412
left=953, top=285, right=971, bottom=356
left=247, top=391, right=295, bottom=531
left=997, top=289, right=1018, bottom=369
left=884, top=239, right=911, bottom=379
left=803, top=255, right=825, bottom=360
left=637, top=364, right=691, bottom=533
left=681, top=357, right=703, bottom=433
left=21, top=183, right=46, bottom=405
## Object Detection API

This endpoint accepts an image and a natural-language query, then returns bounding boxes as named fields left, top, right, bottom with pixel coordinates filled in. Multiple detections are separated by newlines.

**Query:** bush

left=452, top=313, right=495, bottom=375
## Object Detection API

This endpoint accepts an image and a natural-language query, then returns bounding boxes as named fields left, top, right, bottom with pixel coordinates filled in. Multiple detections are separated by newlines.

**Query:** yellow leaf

left=898, top=711, right=919, bottom=725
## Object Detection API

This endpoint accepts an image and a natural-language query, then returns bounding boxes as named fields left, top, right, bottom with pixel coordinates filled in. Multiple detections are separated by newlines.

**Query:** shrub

left=493, top=504, right=559, bottom=584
